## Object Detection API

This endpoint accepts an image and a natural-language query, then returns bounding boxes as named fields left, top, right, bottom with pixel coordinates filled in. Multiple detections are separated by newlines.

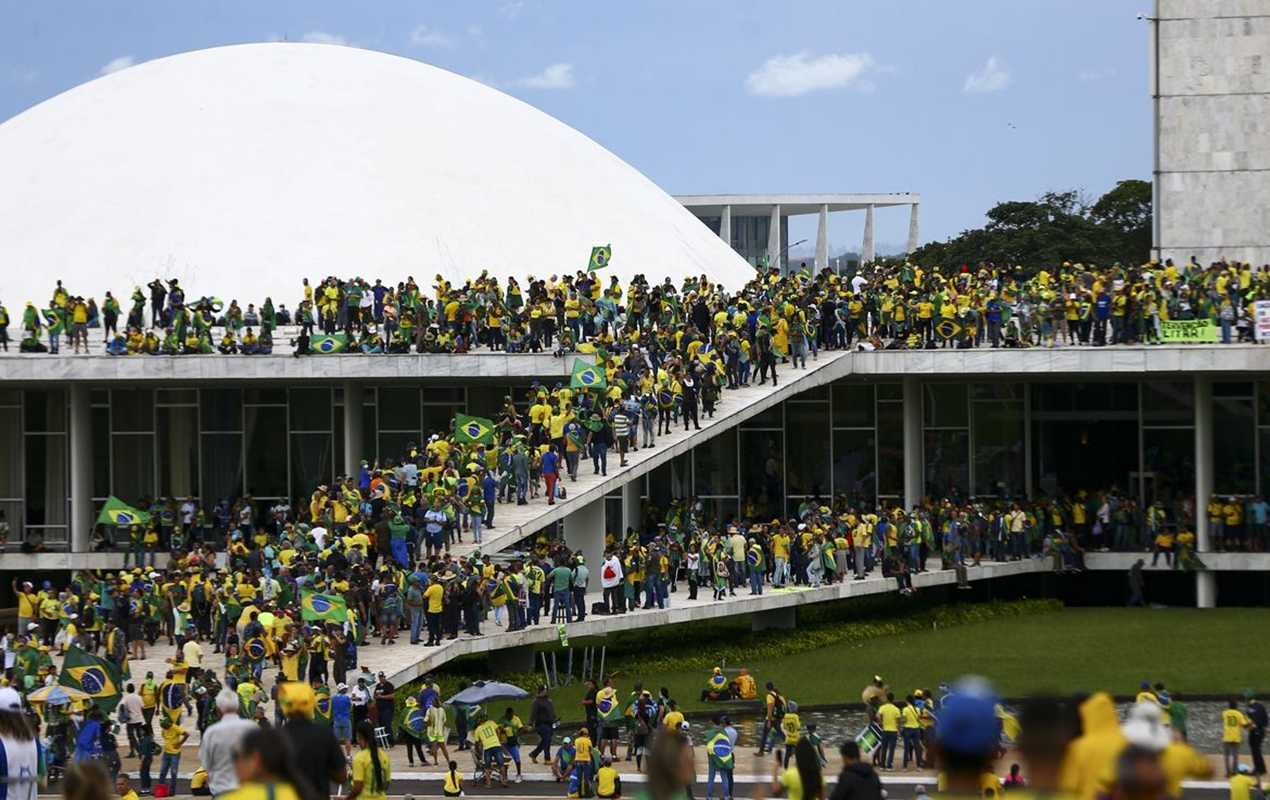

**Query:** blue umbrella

left=445, top=681, right=529, bottom=705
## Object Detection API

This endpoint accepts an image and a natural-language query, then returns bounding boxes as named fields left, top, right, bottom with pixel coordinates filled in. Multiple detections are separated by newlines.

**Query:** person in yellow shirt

left=158, top=716, right=189, bottom=795
left=875, top=694, right=901, bottom=770
left=1230, top=764, right=1259, bottom=800
left=474, top=715, right=509, bottom=788
left=1223, top=699, right=1252, bottom=776
left=349, top=721, right=391, bottom=800
left=900, top=696, right=925, bottom=769
left=779, top=701, right=802, bottom=768
left=662, top=701, right=685, bottom=732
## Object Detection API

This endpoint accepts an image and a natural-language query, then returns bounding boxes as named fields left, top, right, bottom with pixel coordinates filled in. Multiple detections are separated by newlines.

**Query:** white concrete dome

left=0, top=43, right=753, bottom=309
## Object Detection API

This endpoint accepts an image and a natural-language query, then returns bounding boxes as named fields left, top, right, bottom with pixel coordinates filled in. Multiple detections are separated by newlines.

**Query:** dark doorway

left=1033, top=419, right=1138, bottom=498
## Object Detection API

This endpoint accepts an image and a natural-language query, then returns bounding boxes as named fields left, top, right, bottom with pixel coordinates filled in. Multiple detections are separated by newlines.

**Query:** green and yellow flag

left=300, top=590, right=348, bottom=623
left=96, top=496, right=149, bottom=527
left=570, top=359, right=607, bottom=390
left=311, top=333, right=349, bottom=355
left=588, top=245, right=612, bottom=272
left=454, top=414, right=495, bottom=446
left=59, top=646, right=124, bottom=713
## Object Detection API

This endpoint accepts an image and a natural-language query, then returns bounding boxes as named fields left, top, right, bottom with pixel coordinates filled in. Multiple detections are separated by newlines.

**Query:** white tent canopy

left=0, top=43, right=754, bottom=310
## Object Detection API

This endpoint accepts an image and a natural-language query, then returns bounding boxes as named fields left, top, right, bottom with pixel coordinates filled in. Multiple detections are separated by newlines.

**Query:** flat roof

left=675, top=192, right=920, bottom=216
left=0, top=344, right=1264, bottom=385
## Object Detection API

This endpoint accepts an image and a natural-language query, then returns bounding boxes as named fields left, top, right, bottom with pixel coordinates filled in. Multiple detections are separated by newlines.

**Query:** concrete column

left=69, top=384, right=93, bottom=553
left=902, top=376, right=923, bottom=511
left=343, top=381, right=365, bottom=477
left=906, top=203, right=921, bottom=254
left=563, top=497, right=606, bottom=577
left=861, top=205, right=876, bottom=265
left=1194, top=376, right=1216, bottom=608
left=621, top=479, right=641, bottom=537
left=719, top=205, right=732, bottom=249
left=767, top=204, right=781, bottom=270
left=751, top=606, right=796, bottom=632
left=815, top=204, right=829, bottom=271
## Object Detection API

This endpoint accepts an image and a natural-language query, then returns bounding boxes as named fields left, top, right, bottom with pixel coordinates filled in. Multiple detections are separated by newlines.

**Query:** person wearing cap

left=1231, top=763, right=1260, bottom=800
left=280, top=682, right=347, bottom=797
left=332, top=683, right=354, bottom=756
left=932, top=679, right=1004, bottom=800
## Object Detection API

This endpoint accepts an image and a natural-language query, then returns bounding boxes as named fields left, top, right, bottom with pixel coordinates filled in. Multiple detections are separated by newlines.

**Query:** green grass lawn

left=495, top=608, right=1270, bottom=723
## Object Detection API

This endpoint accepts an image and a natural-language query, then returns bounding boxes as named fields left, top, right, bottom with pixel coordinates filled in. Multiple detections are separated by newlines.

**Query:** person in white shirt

left=117, top=684, right=146, bottom=757
left=199, top=689, right=258, bottom=796
left=600, top=552, right=624, bottom=614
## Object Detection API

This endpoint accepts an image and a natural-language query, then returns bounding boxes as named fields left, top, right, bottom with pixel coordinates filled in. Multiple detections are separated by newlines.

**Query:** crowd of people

left=3, top=255, right=1268, bottom=357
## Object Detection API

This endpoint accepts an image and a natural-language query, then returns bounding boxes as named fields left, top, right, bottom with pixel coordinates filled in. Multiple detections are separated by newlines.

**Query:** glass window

left=877, top=401, right=904, bottom=497
left=648, top=453, right=691, bottom=506
left=785, top=402, right=830, bottom=497
left=693, top=430, right=738, bottom=496
left=1214, top=382, right=1253, bottom=398
left=244, top=388, right=287, bottom=405
left=111, top=434, right=155, bottom=503
left=699, top=497, right=740, bottom=528
left=1142, top=382, right=1194, bottom=425
left=92, top=407, right=110, bottom=498
left=1214, top=397, right=1255, bottom=494
left=740, top=430, right=783, bottom=517
left=832, top=383, right=874, bottom=428
left=200, top=389, right=242, bottom=431
left=423, top=405, right=462, bottom=438
left=291, top=434, right=333, bottom=502
left=157, top=406, right=199, bottom=498
left=289, top=388, right=332, bottom=431
left=200, top=433, right=242, bottom=503
left=832, top=429, right=876, bottom=505
left=111, top=390, right=154, bottom=432
left=973, top=401, right=1024, bottom=497
left=972, top=384, right=1022, bottom=400
left=468, top=385, right=512, bottom=420
left=377, top=387, right=420, bottom=431
left=741, top=404, right=782, bottom=429
left=1260, top=382, right=1270, bottom=425
left=24, top=390, right=66, bottom=433
left=924, top=429, right=969, bottom=498
left=0, top=411, right=21, bottom=498
left=156, top=388, right=197, bottom=405
left=24, top=435, right=66, bottom=525
left=877, top=383, right=903, bottom=401
left=244, top=407, right=287, bottom=498
left=377, top=432, right=417, bottom=464
left=793, top=384, right=829, bottom=401
left=334, top=414, right=345, bottom=478
left=423, top=387, right=466, bottom=404
left=1144, top=428, right=1195, bottom=507
left=923, top=384, right=968, bottom=428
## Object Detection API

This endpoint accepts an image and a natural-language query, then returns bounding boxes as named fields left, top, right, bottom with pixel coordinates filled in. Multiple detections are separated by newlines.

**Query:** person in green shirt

left=548, top=563, right=574, bottom=623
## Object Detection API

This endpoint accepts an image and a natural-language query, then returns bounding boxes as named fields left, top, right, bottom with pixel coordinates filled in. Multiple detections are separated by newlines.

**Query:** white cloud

left=300, top=31, right=349, bottom=46
left=499, top=1, right=525, bottom=19
left=513, top=62, right=575, bottom=90
left=744, top=51, right=877, bottom=97
left=963, top=56, right=1010, bottom=93
left=99, top=55, right=135, bottom=76
left=409, top=24, right=453, bottom=48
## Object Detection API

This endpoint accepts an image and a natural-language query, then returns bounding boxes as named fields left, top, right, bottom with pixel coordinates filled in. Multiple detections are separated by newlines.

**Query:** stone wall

left=1156, top=0, right=1270, bottom=265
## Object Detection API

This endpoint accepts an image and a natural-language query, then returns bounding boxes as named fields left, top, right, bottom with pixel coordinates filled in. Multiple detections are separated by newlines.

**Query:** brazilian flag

left=935, top=319, right=961, bottom=341
left=300, top=590, right=348, bottom=623
left=311, top=333, right=350, bottom=355
left=244, top=636, right=268, bottom=662
left=315, top=686, right=333, bottom=726
left=60, top=646, right=123, bottom=713
left=570, top=359, right=607, bottom=391
left=596, top=687, right=623, bottom=723
left=403, top=706, right=427, bottom=737
left=454, top=414, right=495, bottom=446
left=588, top=244, right=612, bottom=272
left=97, top=496, right=150, bottom=527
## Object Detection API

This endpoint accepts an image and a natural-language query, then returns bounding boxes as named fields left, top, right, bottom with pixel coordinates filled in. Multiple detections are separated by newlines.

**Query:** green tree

left=912, top=180, right=1151, bottom=269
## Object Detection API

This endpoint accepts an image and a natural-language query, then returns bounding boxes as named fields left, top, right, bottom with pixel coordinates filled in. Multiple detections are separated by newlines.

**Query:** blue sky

left=0, top=0, right=1150, bottom=255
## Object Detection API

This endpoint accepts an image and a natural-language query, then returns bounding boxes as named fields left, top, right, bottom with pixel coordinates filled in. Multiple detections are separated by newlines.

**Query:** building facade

left=4, top=365, right=1264, bottom=553
left=1154, top=0, right=1270, bottom=265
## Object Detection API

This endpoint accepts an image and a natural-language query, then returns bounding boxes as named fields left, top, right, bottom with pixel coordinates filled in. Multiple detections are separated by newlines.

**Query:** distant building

left=676, top=194, right=921, bottom=273
left=1152, top=0, right=1270, bottom=265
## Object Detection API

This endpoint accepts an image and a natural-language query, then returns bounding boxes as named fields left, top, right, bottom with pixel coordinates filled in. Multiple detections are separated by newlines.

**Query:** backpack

left=770, top=691, right=786, bottom=719
left=116, top=700, right=131, bottom=724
